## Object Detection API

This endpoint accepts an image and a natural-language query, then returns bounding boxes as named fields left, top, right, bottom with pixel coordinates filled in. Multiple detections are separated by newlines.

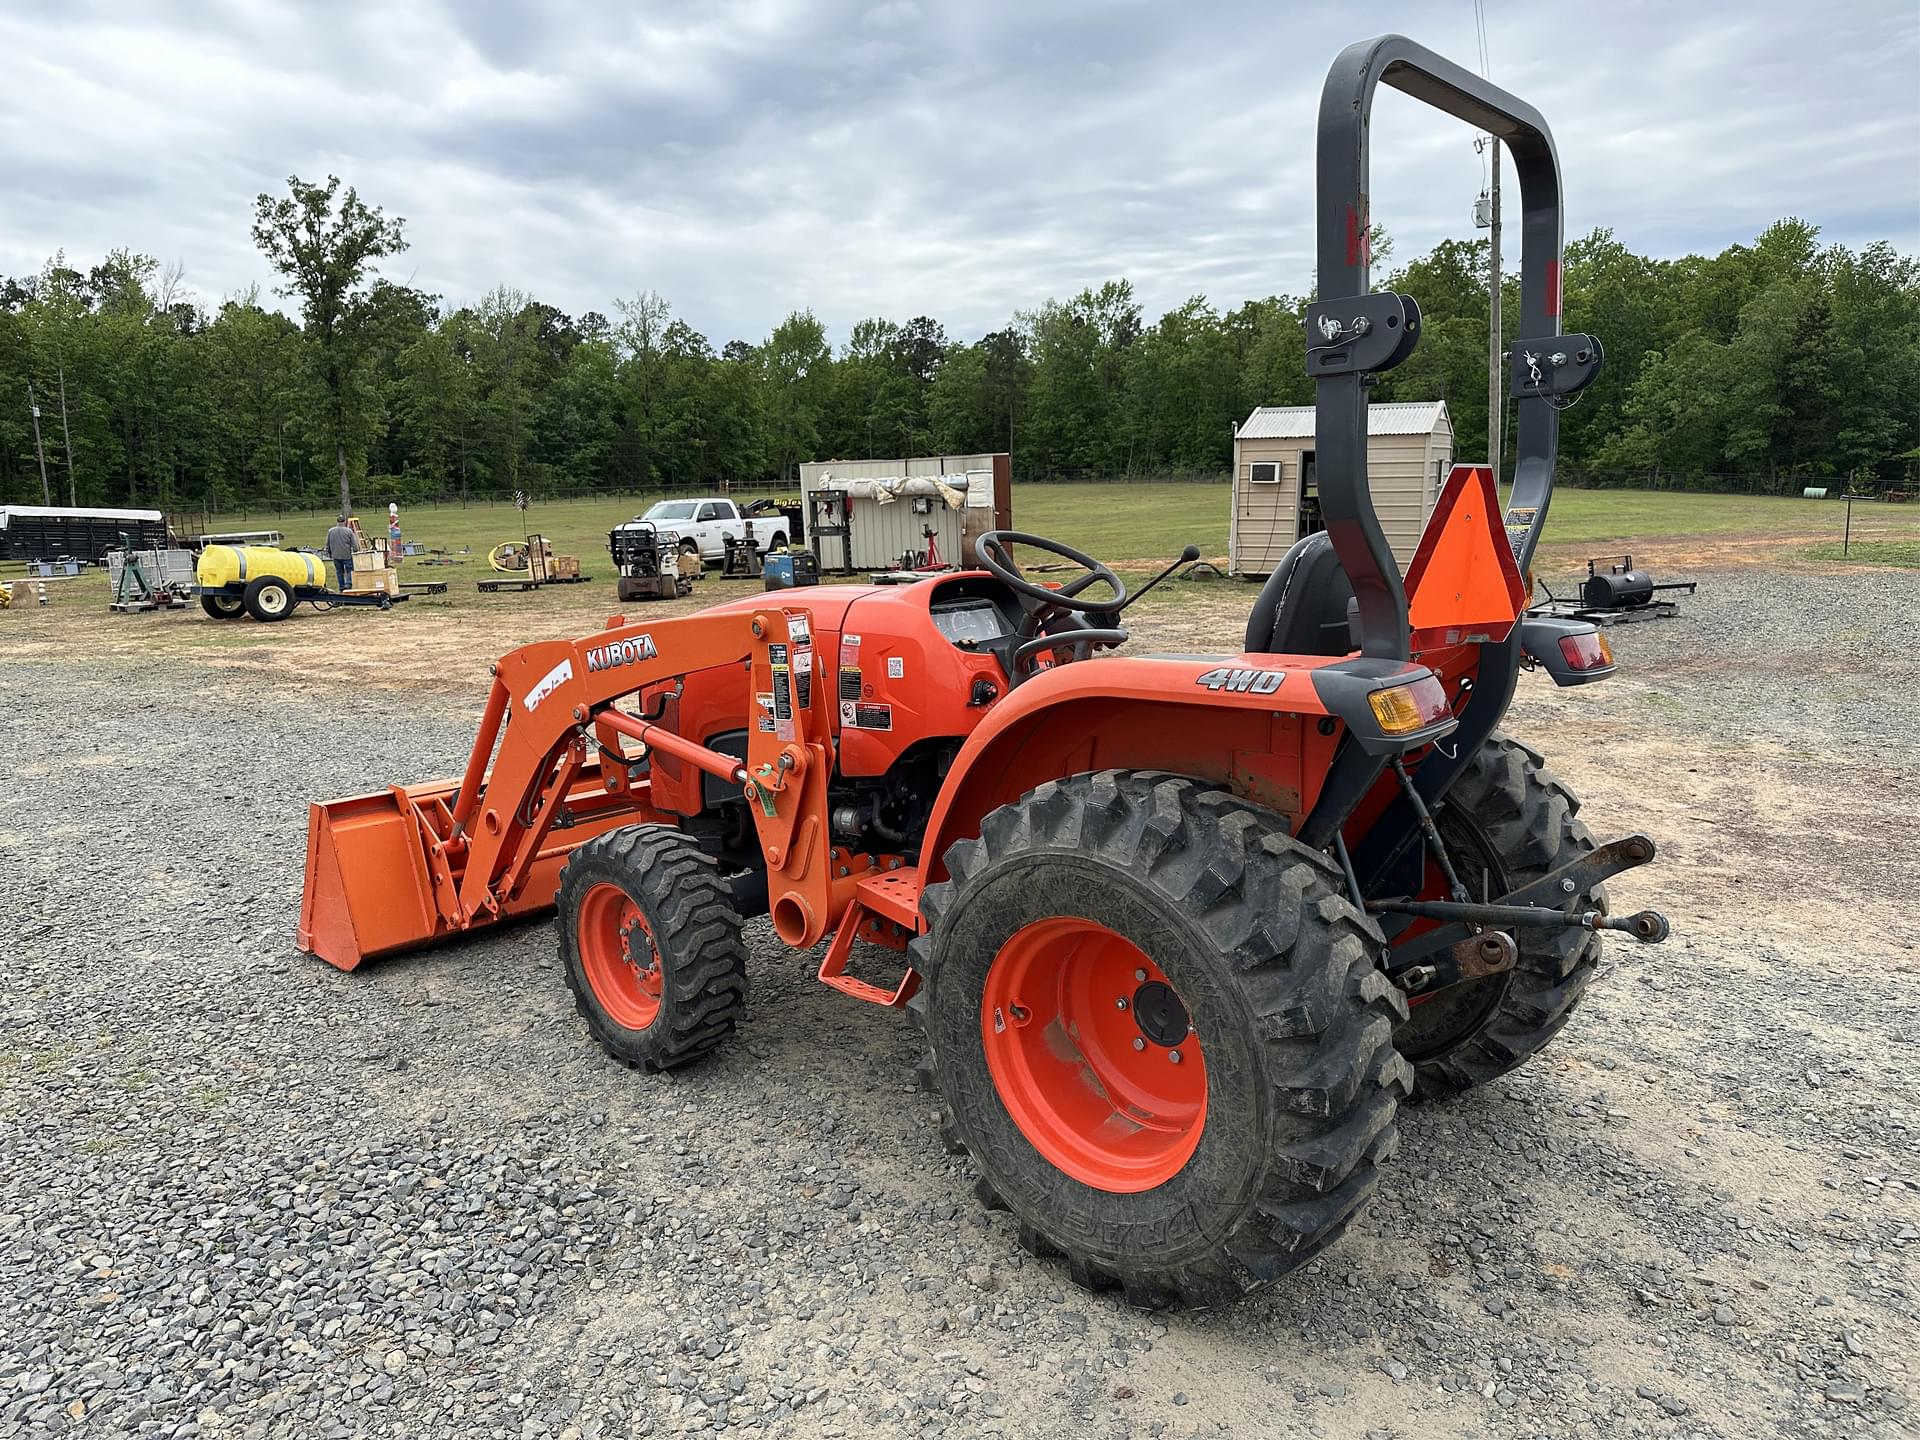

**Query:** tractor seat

left=1243, top=532, right=1358, bottom=656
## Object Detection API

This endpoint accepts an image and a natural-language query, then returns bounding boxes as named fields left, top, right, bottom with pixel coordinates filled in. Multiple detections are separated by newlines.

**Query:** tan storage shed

left=1229, top=401, right=1453, bottom=577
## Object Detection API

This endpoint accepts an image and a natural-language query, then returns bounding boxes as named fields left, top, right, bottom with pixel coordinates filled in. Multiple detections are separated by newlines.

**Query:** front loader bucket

left=298, top=769, right=651, bottom=972
left=299, top=783, right=457, bottom=971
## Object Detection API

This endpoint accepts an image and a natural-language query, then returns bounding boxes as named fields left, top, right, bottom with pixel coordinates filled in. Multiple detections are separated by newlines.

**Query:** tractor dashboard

left=929, top=596, right=1010, bottom=647
left=922, top=576, right=1022, bottom=649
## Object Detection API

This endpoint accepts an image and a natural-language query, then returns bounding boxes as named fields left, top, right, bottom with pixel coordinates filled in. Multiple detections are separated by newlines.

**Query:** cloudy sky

left=3, top=1, right=1915, bottom=346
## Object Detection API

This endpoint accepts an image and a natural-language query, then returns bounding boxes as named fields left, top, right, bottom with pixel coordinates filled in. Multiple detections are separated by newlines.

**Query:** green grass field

left=1803, top=539, right=1920, bottom=568
left=193, top=483, right=1917, bottom=570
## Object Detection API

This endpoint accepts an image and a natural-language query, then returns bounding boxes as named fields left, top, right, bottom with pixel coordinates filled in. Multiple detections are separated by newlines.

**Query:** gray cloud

left=2, top=0, right=1914, bottom=345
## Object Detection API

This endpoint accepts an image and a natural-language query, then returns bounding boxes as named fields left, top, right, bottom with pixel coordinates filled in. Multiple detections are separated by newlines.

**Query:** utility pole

left=56, top=360, right=76, bottom=505
left=1487, top=140, right=1502, bottom=476
left=26, top=384, right=50, bottom=504
left=1473, top=137, right=1504, bottom=474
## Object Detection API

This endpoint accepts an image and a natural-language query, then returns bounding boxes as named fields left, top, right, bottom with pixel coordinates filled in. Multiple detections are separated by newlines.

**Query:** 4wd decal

left=585, top=634, right=659, bottom=673
left=1195, top=666, right=1284, bottom=695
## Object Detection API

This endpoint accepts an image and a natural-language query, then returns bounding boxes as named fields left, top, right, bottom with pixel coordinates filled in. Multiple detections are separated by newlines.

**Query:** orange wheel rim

left=981, top=918, right=1206, bottom=1193
left=578, top=883, right=663, bottom=1030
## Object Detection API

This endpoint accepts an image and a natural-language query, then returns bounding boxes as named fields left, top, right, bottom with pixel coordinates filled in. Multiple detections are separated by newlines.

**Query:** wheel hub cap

left=1130, top=980, right=1190, bottom=1048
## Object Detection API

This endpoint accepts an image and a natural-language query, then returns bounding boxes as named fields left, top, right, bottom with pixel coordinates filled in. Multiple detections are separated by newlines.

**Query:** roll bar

left=1309, top=35, right=1587, bottom=661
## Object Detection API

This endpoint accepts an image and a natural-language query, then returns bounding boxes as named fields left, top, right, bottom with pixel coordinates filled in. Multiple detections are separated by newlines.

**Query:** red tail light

left=1558, top=631, right=1614, bottom=671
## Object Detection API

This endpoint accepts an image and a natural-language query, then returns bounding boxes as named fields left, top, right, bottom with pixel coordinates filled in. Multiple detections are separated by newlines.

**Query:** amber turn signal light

left=1367, top=675, right=1453, bottom=734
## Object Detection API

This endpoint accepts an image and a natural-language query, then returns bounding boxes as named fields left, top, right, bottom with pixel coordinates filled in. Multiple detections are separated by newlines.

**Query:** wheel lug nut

left=1134, top=968, right=1148, bottom=982
left=1115, top=997, right=1128, bottom=1010
left=1132, top=1038, right=1145, bottom=1052
left=1168, top=1049, right=1182, bottom=1064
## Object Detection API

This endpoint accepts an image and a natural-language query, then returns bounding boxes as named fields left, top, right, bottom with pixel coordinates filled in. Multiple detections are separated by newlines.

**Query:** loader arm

left=299, top=606, right=839, bottom=970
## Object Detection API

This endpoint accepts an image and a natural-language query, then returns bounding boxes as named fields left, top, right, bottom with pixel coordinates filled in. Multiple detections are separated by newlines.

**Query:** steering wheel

left=975, top=530, right=1128, bottom=613
left=975, top=530, right=1130, bottom=684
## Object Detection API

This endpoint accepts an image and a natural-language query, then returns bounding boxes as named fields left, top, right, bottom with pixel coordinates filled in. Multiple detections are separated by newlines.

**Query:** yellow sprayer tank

left=195, top=545, right=329, bottom=591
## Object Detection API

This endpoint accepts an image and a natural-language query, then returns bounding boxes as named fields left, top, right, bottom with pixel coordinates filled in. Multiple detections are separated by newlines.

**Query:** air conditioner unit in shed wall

left=1249, top=462, right=1281, bottom=484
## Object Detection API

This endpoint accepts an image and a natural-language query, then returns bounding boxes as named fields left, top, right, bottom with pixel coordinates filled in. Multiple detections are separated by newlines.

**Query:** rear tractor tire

left=913, top=770, right=1410, bottom=1308
left=1394, top=733, right=1605, bottom=1100
left=557, top=825, right=747, bottom=1072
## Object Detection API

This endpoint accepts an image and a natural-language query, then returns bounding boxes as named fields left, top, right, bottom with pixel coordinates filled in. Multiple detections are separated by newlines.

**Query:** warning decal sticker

left=793, top=645, right=813, bottom=709
left=837, top=635, right=862, bottom=705
left=1502, top=507, right=1537, bottom=563
left=768, top=642, right=794, bottom=740
left=852, top=702, right=892, bottom=731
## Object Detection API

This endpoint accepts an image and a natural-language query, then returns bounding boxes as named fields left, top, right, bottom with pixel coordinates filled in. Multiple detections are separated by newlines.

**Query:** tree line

left=1, top=174, right=1914, bottom=516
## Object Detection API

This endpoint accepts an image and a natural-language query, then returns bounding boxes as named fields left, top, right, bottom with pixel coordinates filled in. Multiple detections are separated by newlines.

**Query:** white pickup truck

left=635, top=498, right=791, bottom=565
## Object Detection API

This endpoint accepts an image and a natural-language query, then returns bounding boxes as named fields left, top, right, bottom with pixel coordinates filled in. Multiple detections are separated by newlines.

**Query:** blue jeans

left=333, top=557, right=354, bottom=591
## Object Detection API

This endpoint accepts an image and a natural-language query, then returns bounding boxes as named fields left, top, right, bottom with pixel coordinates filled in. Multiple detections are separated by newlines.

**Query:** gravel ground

left=2, top=565, right=1916, bottom=1439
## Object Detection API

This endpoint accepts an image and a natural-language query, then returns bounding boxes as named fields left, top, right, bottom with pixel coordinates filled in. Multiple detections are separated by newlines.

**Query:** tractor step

left=816, top=867, right=924, bottom=1007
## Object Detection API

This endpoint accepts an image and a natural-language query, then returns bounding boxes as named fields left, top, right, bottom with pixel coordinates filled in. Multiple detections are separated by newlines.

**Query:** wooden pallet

left=476, top=574, right=593, bottom=593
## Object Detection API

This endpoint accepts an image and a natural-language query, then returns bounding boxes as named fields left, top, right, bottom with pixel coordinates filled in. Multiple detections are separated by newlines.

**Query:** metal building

left=1228, top=402, right=1453, bottom=576
left=0, top=504, right=169, bottom=564
left=798, top=453, right=1012, bottom=573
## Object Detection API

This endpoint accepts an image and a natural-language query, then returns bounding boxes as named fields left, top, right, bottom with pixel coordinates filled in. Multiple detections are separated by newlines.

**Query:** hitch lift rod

left=1373, top=896, right=1669, bottom=942
left=1377, top=833, right=1670, bottom=968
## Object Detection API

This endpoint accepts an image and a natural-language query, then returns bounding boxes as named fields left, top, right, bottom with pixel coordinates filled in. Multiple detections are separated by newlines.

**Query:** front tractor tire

left=557, top=825, right=747, bottom=1072
left=1394, top=734, right=1605, bottom=1100
left=914, top=771, right=1411, bottom=1308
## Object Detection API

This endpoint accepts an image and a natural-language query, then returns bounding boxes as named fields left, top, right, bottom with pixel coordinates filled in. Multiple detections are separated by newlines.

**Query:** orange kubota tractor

left=299, top=35, right=1668, bottom=1307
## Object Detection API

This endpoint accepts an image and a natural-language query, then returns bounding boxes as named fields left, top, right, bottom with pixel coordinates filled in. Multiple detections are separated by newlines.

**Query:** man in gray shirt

left=324, top=516, right=357, bottom=591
